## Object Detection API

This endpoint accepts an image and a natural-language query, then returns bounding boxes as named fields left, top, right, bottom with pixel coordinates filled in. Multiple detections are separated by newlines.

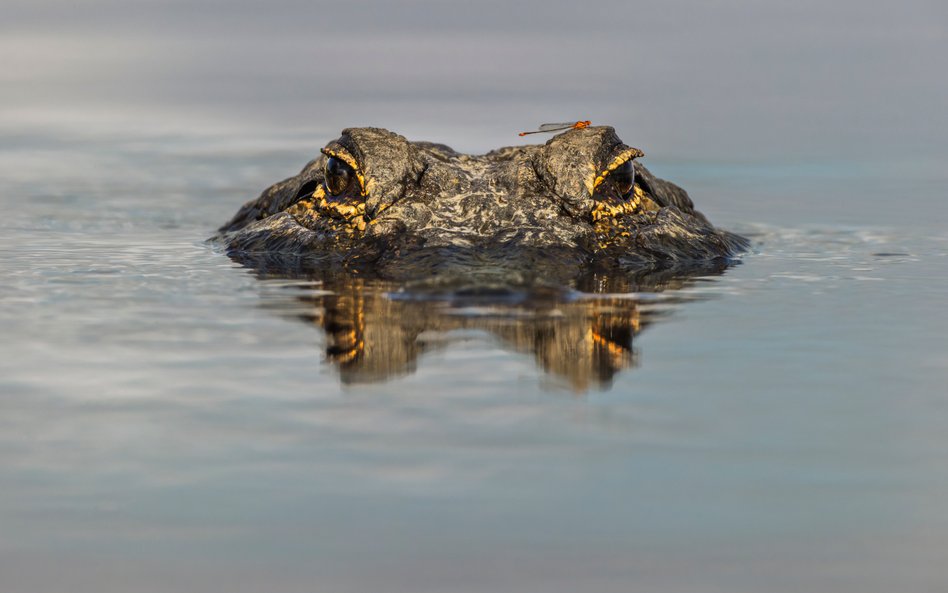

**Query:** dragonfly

left=518, top=120, right=591, bottom=137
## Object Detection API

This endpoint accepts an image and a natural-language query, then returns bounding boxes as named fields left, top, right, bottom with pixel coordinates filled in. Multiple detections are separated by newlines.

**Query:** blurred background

left=4, top=0, right=945, bottom=158
left=2, top=2, right=947, bottom=592
left=4, top=0, right=946, bottom=228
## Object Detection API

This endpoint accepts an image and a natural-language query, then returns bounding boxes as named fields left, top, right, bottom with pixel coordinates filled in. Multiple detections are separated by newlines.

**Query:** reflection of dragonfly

left=518, top=120, right=592, bottom=137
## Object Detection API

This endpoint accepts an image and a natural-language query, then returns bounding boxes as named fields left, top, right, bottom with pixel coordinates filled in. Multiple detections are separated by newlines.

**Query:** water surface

left=2, top=1, right=948, bottom=591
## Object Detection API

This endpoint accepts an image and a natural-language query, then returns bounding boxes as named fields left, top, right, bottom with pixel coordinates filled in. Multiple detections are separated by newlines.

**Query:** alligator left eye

left=324, top=156, right=353, bottom=196
left=611, top=160, right=635, bottom=200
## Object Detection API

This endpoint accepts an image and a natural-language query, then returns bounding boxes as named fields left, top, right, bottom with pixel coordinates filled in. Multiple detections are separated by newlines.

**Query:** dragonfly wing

left=537, top=123, right=574, bottom=132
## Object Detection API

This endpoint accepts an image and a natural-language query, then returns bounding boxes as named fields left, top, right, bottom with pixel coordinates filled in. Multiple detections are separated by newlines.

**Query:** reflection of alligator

left=217, top=126, right=747, bottom=277
left=218, top=127, right=746, bottom=389
left=265, top=265, right=726, bottom=391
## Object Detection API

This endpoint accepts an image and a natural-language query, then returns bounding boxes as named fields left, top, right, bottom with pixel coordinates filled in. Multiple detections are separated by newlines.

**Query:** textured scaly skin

left=216, top=126, right=747, bottom=277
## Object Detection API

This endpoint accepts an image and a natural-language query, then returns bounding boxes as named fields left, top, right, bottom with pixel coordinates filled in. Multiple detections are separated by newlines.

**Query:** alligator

left=217, top=125, right=747, bottom=279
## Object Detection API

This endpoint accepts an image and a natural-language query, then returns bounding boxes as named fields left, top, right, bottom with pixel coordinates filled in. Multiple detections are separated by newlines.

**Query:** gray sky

left=3, top=0, right=946, bottom=160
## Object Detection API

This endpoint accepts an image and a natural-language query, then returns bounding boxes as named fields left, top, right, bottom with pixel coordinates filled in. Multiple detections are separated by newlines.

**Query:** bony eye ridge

left=324, top=156, right=354, bottom=197
left=219, top=127, right=750, bottom=266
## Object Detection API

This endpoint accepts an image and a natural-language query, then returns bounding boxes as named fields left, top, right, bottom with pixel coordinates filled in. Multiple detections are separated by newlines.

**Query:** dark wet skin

left=215, top=126, right=749, bottom=388
left=216, top=126, right=747, bottom=280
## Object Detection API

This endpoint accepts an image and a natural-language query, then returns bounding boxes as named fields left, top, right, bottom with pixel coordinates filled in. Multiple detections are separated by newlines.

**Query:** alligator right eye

left=611, top=160, right=635, bottom=200
left=324, top=157, right=353, bottom=196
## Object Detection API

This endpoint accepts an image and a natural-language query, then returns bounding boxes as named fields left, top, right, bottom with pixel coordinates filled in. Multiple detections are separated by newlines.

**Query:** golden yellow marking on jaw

left=591, top=199, right=640, bottom=220
left=320, top=147, right=367, bottom=196
left=591, top=189, right=656, bottom=248
left=310, top=191, right=369, bottom=233
left=592, top=147, right=646, bottom=192
left=311, top=169, right=365, bottom=226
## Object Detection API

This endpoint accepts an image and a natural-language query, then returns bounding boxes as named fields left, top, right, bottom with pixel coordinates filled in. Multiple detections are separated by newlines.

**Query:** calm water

left=3, top=1, right=948, bottom=591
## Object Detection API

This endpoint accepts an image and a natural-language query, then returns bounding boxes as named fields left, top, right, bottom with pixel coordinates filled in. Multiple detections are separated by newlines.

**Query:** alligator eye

left=611, top=160, right=635, bottom=200
left=324, top=156, right=353, bottom=196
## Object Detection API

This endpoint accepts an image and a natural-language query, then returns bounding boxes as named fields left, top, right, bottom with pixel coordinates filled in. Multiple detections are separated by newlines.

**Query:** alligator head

left=216, top=126, right=747, bottom=278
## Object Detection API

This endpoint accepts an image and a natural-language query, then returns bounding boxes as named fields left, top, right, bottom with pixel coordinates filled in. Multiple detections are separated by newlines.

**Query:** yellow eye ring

left=592, top=147, right=645, bottom=193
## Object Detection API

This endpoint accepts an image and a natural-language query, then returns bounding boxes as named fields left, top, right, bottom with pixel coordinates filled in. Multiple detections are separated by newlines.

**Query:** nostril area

left=363, top=195, right=387, bottom=220
left=294, top=179, right=322, bottom=201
